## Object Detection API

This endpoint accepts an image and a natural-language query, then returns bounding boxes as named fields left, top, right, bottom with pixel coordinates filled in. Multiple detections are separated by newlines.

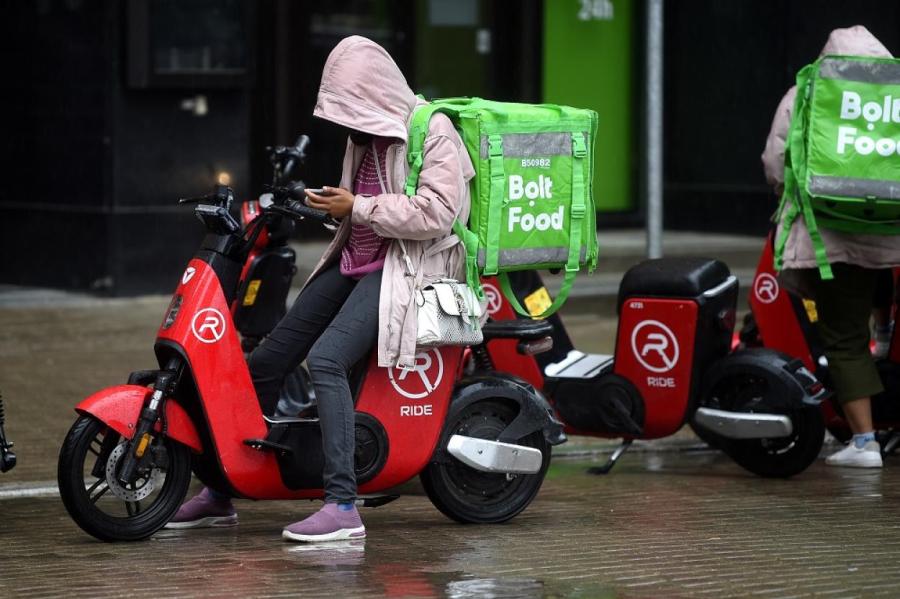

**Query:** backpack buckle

left=571, top=204, right=586, bottom=218
left=572, top=133, right=587, bottom=158
left=488, top=135, right=503, bottom=158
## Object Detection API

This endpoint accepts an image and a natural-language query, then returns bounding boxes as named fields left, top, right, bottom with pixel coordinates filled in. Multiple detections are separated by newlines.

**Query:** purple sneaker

left=282, top=503, right=366, bottom=542
left=164, top=487, right=238, bottom=529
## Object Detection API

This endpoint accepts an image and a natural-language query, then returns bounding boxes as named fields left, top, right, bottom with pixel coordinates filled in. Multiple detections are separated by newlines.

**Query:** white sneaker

left=825, top=440, right=883, bottom=468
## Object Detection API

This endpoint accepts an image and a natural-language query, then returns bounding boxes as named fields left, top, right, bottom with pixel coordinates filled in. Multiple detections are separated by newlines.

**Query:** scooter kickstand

left=587, top=439, right=633, bottom=475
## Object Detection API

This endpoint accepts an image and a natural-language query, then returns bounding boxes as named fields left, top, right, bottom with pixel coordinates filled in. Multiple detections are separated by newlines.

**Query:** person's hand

left=305, top=186, right=354, bottom=219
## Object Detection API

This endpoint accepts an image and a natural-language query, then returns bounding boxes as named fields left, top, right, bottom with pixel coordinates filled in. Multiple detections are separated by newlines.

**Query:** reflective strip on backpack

left=809, top=175, right=900, bottom=200
left=477, top=246, right=588, bottom=269
left=819, top=57, right=900, bottom=84
left=478, top=132, right=585, bottom=159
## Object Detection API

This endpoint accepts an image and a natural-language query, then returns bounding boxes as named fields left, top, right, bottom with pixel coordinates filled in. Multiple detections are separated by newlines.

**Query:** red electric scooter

left=0, top=393, right=15, bottom=473
left=57, top=165, right=565, bottom=542
left=740, top=230, right=900, bottom=449
left=477, top=258, right=828, bottom=478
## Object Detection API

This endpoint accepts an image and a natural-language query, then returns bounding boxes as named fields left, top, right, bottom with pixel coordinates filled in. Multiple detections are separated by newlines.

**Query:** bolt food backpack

left=405, top=97, right=599, bottom=318
left=777, top=55, right=900, bottom=280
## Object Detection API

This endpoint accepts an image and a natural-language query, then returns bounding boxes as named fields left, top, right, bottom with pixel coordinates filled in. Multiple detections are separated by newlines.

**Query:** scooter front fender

left=452, top=373, right=567, bottom=446
left=700, top=349, right=828, bottom=412
left=76, top=385, right=203, bottom=453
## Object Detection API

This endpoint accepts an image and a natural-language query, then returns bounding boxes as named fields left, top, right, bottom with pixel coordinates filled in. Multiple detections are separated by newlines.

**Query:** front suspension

left=116, top=361, right=180, bottom=485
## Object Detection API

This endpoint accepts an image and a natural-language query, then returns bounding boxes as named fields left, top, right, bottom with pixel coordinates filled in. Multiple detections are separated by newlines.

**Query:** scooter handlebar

left=279, top=198, right=331, bottom=223
left=281, top=135, right=310, bottom=178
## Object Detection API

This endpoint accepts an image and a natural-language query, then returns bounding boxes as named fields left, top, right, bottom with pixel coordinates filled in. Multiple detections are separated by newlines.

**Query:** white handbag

left=398, top=239, right=484, bottom=348
left=415, top=279, right=484, bottom=347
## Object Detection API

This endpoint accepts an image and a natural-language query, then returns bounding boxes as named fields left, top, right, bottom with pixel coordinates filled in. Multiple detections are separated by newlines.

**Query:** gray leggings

left=247, top=264, right=382, bottom=503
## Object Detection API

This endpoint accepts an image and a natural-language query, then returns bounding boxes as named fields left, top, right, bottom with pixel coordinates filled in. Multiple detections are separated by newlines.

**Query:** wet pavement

left=3, top=294, right=900, bottom=597
left=5, top=453, right=900, bottom=598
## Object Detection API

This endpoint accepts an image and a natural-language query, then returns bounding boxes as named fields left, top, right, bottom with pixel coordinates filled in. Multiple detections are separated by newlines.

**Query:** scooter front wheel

left=58, top=415, right=192, bottom=541
left=421, top=399, right=550, bottom=524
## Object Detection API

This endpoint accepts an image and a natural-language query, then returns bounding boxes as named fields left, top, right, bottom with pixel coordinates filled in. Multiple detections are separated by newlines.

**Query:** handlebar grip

left=284, top=198, right=329, bottom=222
left=282, top=135, right=310, bottom=178
left=294, top=135, right=310, bottom=158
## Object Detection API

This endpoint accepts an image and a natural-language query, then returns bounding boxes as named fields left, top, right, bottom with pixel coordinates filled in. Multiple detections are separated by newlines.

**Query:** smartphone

left=305, top=187, right=331, bottom=195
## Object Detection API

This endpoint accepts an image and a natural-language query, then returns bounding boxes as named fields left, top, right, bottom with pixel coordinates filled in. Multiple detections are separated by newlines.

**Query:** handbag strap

left=426, top=234, right=462, bottom=257
left=397, top=234, right=463, bottom=276
left=396, top=238, right=417, bottom=277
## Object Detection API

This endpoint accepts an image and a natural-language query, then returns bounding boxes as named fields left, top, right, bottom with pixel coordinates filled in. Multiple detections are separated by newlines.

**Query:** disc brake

left=104, top=442, right=164, bottom=502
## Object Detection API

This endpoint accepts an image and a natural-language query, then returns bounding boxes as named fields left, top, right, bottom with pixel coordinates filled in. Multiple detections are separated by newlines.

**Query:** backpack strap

left=453, top=219, right=484, bottom=300
left=498, top=270, right=577, bottom=321
left=404, top=103, right=447, bottom=196
left=484, top=135, right=505, bottom=276
left=405, top=102, right=485, bottom=299
left=773, top=66, right=834, bottom=281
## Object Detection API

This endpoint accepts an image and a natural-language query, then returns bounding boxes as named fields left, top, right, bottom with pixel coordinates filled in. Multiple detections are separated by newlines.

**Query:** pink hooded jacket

left=307, top=36, right=475, bottom=368
left=762, top=25, right=900, bottom=271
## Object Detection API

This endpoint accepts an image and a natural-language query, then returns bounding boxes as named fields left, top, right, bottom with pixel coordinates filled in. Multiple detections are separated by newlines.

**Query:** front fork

left=116, top=358, right=181, bottom=485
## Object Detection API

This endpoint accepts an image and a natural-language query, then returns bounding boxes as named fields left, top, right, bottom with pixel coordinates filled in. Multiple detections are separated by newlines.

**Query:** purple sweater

left=340, top=138, right=391, bottom=278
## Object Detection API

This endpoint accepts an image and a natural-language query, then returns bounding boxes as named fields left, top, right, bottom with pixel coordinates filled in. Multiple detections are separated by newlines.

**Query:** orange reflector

left=135, top=433, right=152, bottom=458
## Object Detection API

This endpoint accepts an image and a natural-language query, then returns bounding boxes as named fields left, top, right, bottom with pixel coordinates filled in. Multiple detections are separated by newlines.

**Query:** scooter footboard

left=76, top=385, right=203, bottom=453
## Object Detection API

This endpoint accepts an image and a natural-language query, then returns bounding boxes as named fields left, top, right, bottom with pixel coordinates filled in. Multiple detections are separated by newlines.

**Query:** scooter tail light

left=518, top=336, right=554, bottom=356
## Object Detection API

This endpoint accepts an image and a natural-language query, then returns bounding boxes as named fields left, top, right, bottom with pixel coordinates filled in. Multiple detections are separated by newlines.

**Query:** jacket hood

left=819, top=25, right=892, bottom=58
left=313, top=36, right=418, bottom=141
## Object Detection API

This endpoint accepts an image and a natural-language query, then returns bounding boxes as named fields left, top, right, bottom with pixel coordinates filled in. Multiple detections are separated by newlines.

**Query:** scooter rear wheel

left=58, top=415, right=192, bottom=541
left=421, top=399, right=550, bottom=524
left=705, top=372, right=825, bottom=478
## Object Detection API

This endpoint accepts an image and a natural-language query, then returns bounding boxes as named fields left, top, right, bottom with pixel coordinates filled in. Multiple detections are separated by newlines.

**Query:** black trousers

left=247, top=264, right=382, bottom=502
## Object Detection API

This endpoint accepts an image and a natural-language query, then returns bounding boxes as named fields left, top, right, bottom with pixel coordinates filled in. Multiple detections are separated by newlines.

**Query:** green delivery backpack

left=778, top=55, right=900, bottom=280
left=404, top=97, right=599, bottom=318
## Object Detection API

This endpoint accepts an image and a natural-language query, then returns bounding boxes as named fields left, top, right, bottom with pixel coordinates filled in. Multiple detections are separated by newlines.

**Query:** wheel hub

left=104, top=443, right=164, bottom=502
left=446, top=415, right=516, bottom=499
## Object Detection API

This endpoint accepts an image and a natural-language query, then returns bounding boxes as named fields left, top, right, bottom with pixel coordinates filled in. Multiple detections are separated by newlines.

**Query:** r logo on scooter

left=191, top=308, right=226, bottom=344
left=753, top=273, right=779, bottom=304
left=631, top=320, right=680, bottom=373
left=389, top=350, right=444, bottom=416
left=483, top=283, right=502, bottom=316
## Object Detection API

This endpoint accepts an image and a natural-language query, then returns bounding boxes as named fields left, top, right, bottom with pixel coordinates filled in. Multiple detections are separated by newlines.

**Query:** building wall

left=543, top=0, right=635, bottom=215
left=0, top=0, right=252, bottom=295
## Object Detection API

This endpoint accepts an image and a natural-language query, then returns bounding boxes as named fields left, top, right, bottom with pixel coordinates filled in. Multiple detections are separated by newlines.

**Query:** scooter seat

left=617, top=257, right=731, bottom=307
left=481, top=319, right=554, bottom=342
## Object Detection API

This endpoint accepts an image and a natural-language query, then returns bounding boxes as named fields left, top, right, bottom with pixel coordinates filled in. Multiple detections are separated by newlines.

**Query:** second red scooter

left=479, top=258, right=828, bottom=478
